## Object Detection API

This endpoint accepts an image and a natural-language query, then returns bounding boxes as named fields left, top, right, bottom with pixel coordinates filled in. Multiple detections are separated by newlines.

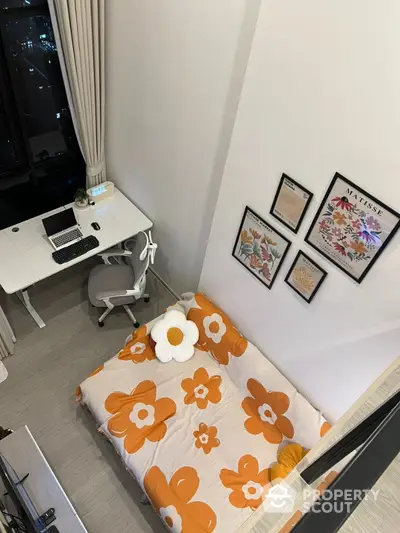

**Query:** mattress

left=78, top=294, right=329, bottom=533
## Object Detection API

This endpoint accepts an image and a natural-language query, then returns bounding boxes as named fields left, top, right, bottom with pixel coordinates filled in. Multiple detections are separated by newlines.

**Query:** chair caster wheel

left=98, top=321, right=104, bottom=328
left=144, top=296, right=150, bottom=303
left=134, top=321, right=140, bottom=328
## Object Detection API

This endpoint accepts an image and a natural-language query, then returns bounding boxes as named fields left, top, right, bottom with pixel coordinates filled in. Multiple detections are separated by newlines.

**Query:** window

left=0, top=0, right=85, bottom=230
left=0, top=88, right=20, bottom=173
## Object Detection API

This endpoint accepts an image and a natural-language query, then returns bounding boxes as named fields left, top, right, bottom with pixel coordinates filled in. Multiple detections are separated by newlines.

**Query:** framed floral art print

left=232, top=206, right=291, bottom=289
left=305, top=173, right=400, bottom=283
left=285, top=251, right=327, bottom=303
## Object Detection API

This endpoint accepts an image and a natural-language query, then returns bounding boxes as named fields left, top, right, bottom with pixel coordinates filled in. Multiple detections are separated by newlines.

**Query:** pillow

left=187, top=293, right=248, bottom=365
left=270, top=443, right=309, bottom=481
left=151, top=310, right=199, bottom=363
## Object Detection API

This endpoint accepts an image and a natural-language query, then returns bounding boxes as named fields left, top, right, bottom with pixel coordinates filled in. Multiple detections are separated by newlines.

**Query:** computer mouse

left=91, top=222, right=100, bottom=231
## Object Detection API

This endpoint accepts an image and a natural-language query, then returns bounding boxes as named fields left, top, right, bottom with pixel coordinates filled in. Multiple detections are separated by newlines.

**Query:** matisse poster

left=305, top=173, right=400, bottom=283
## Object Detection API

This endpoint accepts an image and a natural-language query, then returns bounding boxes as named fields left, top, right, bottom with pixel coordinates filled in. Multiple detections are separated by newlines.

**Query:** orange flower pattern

left=118, top=326, right=156, bottom=364
left=320, top=421, right=332, bottom=437
left=220, top=455, right=270, bottom=510
left=193, top=423, right=220, bottom=455
left=76, top=364, right=104, bottom=400
left=350, top=241, right=367, bottom=255
left=188, top=293, right=247, bottom=365
left=333, top=211, right=347, bottom=225
left=242, top=379, right=294, bottom=444
left=105, top=380, right=176, bottom=454
left=181, top=368, right=222, bottom=410
left=241, top=230, right=253, bottom=244
left=144, top=466, right=216, bottom=532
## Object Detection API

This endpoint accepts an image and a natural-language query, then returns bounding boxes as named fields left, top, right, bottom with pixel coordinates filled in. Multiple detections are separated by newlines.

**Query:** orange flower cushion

left=187, top=293, right=248, bottom=365
left=270, top=443, right=309, bottom=481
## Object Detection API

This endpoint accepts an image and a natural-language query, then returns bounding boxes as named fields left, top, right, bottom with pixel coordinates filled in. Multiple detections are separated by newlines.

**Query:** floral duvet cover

left=78, top=293, right=330, bottom=533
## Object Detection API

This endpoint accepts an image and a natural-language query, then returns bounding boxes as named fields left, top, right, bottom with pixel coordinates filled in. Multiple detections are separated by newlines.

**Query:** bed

left=77, top=293, right=330, bottom=533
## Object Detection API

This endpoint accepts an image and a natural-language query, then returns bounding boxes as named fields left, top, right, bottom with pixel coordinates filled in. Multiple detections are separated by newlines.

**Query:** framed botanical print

left=285, top=251, right=327, bottom=303
left=270, top=173, right=313, bottom=233
left=232, top=206, right=291, bottom=290
left=305, top=172, right=400, bottom=283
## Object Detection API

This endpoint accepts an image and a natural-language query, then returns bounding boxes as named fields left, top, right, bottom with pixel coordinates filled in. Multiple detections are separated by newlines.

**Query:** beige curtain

left=49, top=0, right=106, bottom=187
left=0, top=306, right=15, bottom=359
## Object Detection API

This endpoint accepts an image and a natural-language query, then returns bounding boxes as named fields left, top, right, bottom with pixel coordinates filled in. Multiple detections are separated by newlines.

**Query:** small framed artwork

left=232, top=206, right=291, bottom=290
left=285, top=251, right=327, bottom=303
left=270, top=173, right=313, bottom=234
left=305, top=172, right=400, bottom=283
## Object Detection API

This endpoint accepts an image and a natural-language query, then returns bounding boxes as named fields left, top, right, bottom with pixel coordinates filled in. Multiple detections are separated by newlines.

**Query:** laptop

left=42, top=208, right=84, bottom=250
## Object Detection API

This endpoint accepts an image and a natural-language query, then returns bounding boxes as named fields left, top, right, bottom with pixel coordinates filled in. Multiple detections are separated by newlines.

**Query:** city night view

left=0, top=0, right=85, bottom=229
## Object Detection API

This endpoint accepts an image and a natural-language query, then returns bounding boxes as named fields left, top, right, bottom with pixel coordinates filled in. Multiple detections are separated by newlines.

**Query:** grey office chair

left=88, top=231, right=157, bottom=327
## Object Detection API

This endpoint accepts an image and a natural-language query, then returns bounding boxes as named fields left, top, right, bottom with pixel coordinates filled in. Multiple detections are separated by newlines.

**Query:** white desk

left=0, top=188, right=152, bottom=329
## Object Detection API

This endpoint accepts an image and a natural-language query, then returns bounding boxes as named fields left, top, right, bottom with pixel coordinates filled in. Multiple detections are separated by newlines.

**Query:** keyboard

left=52, top=235, right=99, bottom=264
left=52, top=227, right=83, bottom=248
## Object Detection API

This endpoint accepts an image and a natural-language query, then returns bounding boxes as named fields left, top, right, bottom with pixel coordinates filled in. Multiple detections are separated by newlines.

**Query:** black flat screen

left=42, top=208, right=77, bottom=236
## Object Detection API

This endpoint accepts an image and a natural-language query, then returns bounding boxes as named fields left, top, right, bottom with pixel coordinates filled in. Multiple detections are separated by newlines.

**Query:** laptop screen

left=42, top=208, right=77, bottom=237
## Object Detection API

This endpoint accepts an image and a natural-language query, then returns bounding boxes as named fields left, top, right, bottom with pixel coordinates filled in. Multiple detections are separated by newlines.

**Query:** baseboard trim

left=149, top=267, right=180, bottom=301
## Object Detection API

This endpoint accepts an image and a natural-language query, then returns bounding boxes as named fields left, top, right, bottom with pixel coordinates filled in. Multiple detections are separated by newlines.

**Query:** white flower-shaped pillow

left=151, top=310, right=199, bottom=363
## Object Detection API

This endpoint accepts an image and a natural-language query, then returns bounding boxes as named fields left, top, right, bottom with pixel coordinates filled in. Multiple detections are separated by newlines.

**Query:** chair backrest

left=128, top=231, right=157, bottom=288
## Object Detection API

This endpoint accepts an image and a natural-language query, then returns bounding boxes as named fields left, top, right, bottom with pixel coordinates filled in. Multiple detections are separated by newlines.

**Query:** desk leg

left=17, top=290, right=46, bottom=329
left=0, top=306, right=16, bottom=342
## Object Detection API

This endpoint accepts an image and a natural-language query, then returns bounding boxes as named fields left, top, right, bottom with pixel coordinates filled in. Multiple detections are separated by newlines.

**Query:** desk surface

left=0, top=189, right=152, bottom=294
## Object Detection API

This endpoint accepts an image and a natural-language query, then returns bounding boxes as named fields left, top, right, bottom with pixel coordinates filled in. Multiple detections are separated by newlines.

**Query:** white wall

left=200, top=0, right=400, bottom=422
left=106, top=0, right=260, bottom=294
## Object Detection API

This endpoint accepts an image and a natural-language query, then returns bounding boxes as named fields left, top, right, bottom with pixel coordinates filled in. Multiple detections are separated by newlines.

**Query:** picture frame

left=270, top=173, right=313, bottom=234
left=232, top=206, right=291, bottom=290
left=305, top=172, right=400, bottom=283
left=285, top=251, right=327, bottom=303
